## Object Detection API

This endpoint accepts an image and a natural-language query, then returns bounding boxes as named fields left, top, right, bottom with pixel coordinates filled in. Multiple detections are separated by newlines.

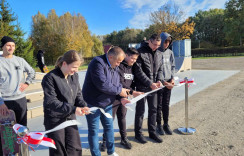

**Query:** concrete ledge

left=26, top=91, right=44, bottom=102
left=27, top=106, right=43, bottom=119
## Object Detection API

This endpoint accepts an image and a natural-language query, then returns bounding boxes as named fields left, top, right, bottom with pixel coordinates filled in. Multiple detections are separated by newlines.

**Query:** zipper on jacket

left=66, top=79, right=74, bottom=98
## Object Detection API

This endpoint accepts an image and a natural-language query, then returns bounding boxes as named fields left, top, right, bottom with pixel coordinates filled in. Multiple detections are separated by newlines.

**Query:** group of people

left=0, top=32, right=175, bottom=156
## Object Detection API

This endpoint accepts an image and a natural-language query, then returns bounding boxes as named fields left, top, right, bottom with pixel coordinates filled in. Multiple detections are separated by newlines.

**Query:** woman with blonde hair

left=42, top=50, right=89, bottom=156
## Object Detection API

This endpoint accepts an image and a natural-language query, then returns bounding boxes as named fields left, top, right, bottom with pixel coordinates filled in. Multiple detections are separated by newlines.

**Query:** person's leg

left=147, top=93, right=158, bottom=134
left=65, top=125, right=82, bottom=156
left=162, top=88, right=171, bottom=125
left=147, top=93, right=162, bottom=143
left=86, top=106, right=101, bottom=156
left=157, top=90, right=163, bottom=125
left=117, top=104, right=127, bottom=139
left=162, top=88, right=173, bottom=135
left=100, top=105, right=115, bottom=155
left=134, top=98, right=146, bottom=135
left=4, top=97, right=27, bottom=126
left=45, top=125, right=66, bottom=156
left=156, top=90, right=165, bottom=135
left=117, top=104, right=131, bottom=149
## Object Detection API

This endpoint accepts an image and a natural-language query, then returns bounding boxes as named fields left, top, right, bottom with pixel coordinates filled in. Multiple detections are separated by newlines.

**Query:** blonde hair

left=55, top=50, right=84, bottom=68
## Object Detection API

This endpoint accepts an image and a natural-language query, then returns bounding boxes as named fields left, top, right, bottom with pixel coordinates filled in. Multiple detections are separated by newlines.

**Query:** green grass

left=34, top=63, right=89, bottom=72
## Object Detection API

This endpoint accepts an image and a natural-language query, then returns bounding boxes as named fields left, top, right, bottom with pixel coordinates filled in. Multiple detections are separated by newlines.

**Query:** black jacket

left=133, top=42, right=163, bottom=92
left=37, top=50, right=45, bottom=67
left=41, top=67, right=86, bottom=125
left=118, top=61, right=134, bottom=92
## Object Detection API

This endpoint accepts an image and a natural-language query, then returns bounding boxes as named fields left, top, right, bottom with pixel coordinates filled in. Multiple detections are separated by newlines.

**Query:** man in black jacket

left=36, top=50, right=46, bottom=73
left=133, top=34, right=164, bottom=143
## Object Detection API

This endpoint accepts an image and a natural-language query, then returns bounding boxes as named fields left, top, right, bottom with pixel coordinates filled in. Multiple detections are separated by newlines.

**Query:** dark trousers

left=45, top=124, right=82, bottom=156
left=134, top=92, right=157, bottom=135
left=38, top=64, right=44, bottom=73
left=112, top=102, right=127, bottom=139
left=0, top=97, right=27, bottom=156
left=157, top=87, right=172, bottom=125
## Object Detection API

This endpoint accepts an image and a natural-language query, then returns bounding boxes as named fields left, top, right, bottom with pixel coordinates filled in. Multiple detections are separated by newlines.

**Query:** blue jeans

left=86, top=104, right=114, bottom=156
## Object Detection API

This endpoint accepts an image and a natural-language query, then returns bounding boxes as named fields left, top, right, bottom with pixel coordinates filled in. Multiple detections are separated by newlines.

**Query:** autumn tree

left=147, top=1, right=195, bottom=40
left=31, top=10, right=97, bottom=64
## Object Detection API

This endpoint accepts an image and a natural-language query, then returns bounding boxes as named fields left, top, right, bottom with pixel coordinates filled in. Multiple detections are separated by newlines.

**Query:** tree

left=224, top=0, right=244, bottom=46
left=0, top=0, right=35, bottom=66
left=190, top=9, right=226, bottom=47
left=31, top=10, right=95, bottom=64
left=91, top=34, right=104, bottom=56
left=148, top=0, right=195, bottom=40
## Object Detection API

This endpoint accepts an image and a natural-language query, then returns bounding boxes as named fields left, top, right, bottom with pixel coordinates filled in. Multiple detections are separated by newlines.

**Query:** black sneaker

left=135, top=134, right=147, bottom=144
left=121, top=137, right=132, bottom=149
left=100, top=140, right=106, bottom=152
left=163, top=124, right=173, bottom=135
left=149, top=133, right=163, bottom=143
left=156, top=124, right=165, bottom=135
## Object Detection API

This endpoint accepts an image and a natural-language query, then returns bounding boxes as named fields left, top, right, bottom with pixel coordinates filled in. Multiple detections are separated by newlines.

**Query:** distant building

left=103, top=45, right=113, bottom=53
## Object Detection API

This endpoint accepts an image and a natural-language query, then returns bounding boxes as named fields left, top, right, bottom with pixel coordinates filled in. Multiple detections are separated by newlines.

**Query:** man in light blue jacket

left=0, top=36, right=35, bottom=155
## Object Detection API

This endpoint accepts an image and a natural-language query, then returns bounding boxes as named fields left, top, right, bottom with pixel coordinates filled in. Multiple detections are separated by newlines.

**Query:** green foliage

left=0, top=0, right=35, bottom=66
left=103, top=27, right=144, bottom=50
left=31, top=10, right=97, bottom=65
left=190, top=9, right=226, bottom=47
left=91, top=34, right=104, bottom=56
left=224, top=0, right=244, bottom=46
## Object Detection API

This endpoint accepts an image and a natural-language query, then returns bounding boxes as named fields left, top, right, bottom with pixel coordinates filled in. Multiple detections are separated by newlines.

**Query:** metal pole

left=185, top=77, right=188, bottom=129
left=178, top=77, right=196, bottom=135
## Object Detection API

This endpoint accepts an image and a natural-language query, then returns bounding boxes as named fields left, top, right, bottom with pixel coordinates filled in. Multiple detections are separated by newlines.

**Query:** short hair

left=107, top=46, right=125, bottom=58
left=126, top=47, right=139, bottom=56
left=55, top=50, right=84, bottom=68
left=149, top=34, right=161, bottom=42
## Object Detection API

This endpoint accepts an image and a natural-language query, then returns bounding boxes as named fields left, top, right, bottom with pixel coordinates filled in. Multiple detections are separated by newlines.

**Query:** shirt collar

left=105, top=54, right=112, bottom=67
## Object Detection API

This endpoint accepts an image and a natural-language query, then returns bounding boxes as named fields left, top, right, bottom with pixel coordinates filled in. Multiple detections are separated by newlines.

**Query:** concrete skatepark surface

left=27, top=62, right=240, bottom=155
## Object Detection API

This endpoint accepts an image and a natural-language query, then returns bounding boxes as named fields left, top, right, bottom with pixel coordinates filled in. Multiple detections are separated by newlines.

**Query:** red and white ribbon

left=13, top=120, right=80, bottom=150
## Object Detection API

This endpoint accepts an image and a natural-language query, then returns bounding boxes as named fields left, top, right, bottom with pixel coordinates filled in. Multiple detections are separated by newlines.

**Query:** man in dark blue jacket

left=82, top=46, right=129, bottom=156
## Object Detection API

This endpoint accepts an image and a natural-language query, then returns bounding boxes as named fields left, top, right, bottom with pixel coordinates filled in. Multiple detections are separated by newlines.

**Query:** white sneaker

left=108, top=152, right=119, bottom=156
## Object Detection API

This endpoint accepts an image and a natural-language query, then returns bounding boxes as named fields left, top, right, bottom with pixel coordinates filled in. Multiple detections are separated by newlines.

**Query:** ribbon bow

left=13, top=120, right=80, bottom=150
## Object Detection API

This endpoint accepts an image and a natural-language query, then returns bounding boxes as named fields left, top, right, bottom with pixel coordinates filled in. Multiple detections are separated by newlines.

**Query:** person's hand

left=119, top=88, right=129, bottom=98
left=132, top=91, right=144, bottom=97
left=121, top=98, right=131, bottom=106
left=157, top=81, right=163, bottom=88
left=163, top=81, right=173, bottom=90
left=150, top=83, right=158, bottom=90
left=170, top=79, right=175, bottom=86
left=75, top=107, right=84, bottom=116
left=0, top=104, right=10, bottom=116
left=81, top=107, right=90, bottom=115
left=19, top=83, right=29, bottom=92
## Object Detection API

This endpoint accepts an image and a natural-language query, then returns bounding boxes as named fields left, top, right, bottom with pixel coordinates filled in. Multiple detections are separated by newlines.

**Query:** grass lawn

left=34, top=63, right=89, bottom=72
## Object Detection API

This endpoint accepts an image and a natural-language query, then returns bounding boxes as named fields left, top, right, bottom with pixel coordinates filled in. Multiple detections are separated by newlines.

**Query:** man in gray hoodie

left=157, top=32, right=175, bottom=135
left=0, top=36, right=35, bottom=155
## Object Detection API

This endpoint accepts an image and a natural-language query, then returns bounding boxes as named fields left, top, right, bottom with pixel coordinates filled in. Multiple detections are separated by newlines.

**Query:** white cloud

left=120, top=0, right=228, bottom=29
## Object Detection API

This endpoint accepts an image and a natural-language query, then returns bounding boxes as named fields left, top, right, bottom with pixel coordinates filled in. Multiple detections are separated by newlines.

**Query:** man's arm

left=133, top=54, right=153, bottom=87
left=22, top=58, right=35, bottom=84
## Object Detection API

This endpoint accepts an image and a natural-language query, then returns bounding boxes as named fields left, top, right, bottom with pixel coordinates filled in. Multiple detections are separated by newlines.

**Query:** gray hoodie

left=159, top=32, right=175, bottom=81
left=0, top=55, right=35, bottom=105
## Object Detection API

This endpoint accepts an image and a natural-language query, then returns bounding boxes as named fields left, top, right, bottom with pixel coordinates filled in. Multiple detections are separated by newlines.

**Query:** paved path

left=28, top=69, right=239, bottom=156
